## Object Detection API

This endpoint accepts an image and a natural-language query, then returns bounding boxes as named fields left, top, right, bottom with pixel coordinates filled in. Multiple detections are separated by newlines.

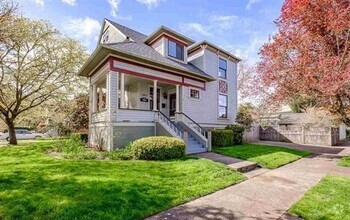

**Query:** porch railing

left=156, top=111, right=183, bottom=138
left=176, top=112, right=207, bottom=138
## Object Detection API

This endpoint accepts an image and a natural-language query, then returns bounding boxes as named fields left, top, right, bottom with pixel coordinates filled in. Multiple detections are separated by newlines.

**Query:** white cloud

left=136, top=0, right=165, bottom=9
left=179, top=23, right=211, bottom=36
left=179, top=14, right=246, bottom=37
left=32, top=0, right=44, bottom=7
left=108, top=0, right=120, bottom=17
left=209, top=15, right=238, bottom=30
left=246, top=0, right=263, bottom=10
left=223, top=35, right=267, bottom=64
left=63, top=17, right=101, bottom=49
left=61, top=0, right=77, bottom=6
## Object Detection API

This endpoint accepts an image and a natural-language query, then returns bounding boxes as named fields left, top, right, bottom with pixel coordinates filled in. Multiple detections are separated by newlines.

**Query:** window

left=190, top=89, right=200, bottom=99
left=219, top=94, right=228, bottom=118
left=219, top=58, right=227, bottom=79
left=168, top=40, right=184, bottom=60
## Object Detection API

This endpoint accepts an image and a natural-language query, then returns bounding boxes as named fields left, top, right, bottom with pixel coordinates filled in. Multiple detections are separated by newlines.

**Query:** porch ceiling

left=123, top=74, right=175, bottom=89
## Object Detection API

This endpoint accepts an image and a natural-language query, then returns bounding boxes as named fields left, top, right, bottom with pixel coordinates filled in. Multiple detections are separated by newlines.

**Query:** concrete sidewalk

left=147, top=155, right=350, bottom=220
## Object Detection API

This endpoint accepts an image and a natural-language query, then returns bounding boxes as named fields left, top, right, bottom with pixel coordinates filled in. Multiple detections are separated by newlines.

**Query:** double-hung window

left=219, top=94, right=228, bottom=118
left=190, top=89, right=200, bottom=99
left=168, top=40, right=184, bottom=61
left=219, top=58, right=227, bottom=79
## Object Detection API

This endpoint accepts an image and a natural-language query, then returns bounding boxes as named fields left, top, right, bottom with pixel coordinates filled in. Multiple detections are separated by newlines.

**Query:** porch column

left=92, top=84, right=97, bottom=112
left=120, top=73, right=125, bottom=108
left=153, top=80, right=158, bottom=111
left=176, top=84, right=180, bottom=113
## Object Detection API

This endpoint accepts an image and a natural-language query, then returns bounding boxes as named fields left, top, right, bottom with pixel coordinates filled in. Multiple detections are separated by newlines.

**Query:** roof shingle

left=104, top=19, right=212, bottom=79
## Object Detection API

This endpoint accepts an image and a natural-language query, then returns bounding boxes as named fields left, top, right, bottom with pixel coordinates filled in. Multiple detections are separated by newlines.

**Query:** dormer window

left=168, top=40, right=184, bottom=61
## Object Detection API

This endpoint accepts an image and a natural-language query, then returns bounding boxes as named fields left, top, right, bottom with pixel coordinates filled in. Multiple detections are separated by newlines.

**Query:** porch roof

left=78, top=44, right=215, bottom=81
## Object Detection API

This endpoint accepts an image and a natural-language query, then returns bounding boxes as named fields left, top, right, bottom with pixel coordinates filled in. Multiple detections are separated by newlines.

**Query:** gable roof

left=105, top=19, right=147, bottom=43
left=106, top=41, right=209, bottom=78
left=84, top=19, right=212, bottom=80
left=144, top=25, right=195, bottom=46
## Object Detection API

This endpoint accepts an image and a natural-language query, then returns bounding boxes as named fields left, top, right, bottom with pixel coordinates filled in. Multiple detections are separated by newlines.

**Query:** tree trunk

left=5, top=118, right=17, bottom=145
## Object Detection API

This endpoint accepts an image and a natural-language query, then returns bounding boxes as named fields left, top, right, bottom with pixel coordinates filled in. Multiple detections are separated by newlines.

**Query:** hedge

left=211, top=129, right=234, bottom=147
left=131, top=136, right=185, bottom=160
left=226, top=124, right=245, bottom=145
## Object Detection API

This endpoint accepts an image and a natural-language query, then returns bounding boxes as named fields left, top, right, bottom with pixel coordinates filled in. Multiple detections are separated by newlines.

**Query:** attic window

left=168, top=40, right=184, bottom=61
left=102, top=30, right=109, bottom=43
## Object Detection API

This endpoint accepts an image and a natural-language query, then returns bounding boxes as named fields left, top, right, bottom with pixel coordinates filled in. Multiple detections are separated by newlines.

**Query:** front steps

left=195, top=152, right=258, bottom=173
left=187, top=135, right=207, bottom=154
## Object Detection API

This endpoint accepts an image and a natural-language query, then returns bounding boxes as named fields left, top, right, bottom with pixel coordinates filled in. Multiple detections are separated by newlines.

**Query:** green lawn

left=338, top=156, right=350, bottom=167
left=0, top=141, right=245, bottom=220
left=289, top=175, right=350, bottom=220
left=213, top=144, right=311, bottom=169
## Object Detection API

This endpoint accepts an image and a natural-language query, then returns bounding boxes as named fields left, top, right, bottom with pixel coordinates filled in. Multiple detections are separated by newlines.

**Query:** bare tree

left=0, top=1, right=88, bottom=144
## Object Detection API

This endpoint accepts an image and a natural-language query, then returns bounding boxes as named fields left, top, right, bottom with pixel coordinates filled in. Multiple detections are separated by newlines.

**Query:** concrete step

left=189, top=144, right=203, bottom=149
left=187, top=147, right=207, bottom=154
left=228, top=161, right=257, bottom=173
left=188, top=140, right=199, bottom=145
left=194, top=152, right=258, bottom=173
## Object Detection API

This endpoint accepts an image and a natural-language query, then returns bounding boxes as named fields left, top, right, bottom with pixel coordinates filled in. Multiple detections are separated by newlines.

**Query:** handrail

left=157, top=111, right=183, bottom=138
left=177, top=112, right=207, bottom=138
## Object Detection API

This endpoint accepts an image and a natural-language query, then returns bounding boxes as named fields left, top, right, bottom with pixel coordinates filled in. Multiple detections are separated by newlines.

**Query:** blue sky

left=19, top=0, right=284, bottom=64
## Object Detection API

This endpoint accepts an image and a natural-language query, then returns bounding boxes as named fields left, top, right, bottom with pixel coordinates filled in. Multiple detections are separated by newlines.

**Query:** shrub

left=55, top=133, right=85, bottom=154
left=131, top=136, right=185, bottom=160
left=212, top=130, right=233, bottom=147
left=226, top=124, right=245, bottom=145
left=70, top=133, right=88, bottom=143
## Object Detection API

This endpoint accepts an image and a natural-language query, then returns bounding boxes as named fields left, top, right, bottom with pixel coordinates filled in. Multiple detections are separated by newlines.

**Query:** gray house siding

left=113, top=125, right=155, bottom=149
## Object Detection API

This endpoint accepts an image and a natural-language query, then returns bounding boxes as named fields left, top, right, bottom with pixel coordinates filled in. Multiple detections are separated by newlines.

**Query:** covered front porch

left=91, top=73, right=182, bottom=123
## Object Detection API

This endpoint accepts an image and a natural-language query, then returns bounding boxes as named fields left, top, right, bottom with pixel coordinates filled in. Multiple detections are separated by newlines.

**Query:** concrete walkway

left=147, top=155, right=350, bottom=220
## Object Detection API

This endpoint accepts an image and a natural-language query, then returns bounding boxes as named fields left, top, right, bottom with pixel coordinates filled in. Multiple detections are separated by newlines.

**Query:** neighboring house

left=78, top=19, right=241, bottom=153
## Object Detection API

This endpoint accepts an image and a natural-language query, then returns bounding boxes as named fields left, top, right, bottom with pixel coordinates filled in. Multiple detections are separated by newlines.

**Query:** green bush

left=70, top=133, right=88, bottom=143
left=131, top=136, right=185, bottom=160
left=226, top=124, right=245, bottom=145
left=55, top=133, right=85, bottom=154
left=212, top=130, right=233, bottom=147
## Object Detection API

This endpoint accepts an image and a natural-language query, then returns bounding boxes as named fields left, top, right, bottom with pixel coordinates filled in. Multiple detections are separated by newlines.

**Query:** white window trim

left=218, top=93, right=228, bottom=119
left=218, top=57, right=228, bottom=80
left=165, top=39, right=187, bottom=64
left=189, top=87, right=201, bottom=101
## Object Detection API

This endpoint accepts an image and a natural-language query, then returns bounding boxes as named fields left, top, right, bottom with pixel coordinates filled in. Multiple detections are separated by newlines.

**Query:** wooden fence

left=259, top=125, right=339, bottom=146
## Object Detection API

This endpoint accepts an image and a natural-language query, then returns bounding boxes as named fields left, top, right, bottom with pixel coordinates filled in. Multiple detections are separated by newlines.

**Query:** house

left=78, top=19, right=241, bottom=154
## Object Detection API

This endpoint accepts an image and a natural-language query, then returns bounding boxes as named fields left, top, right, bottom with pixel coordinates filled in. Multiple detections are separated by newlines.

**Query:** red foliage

left=256, top=0, right=350, bottom=125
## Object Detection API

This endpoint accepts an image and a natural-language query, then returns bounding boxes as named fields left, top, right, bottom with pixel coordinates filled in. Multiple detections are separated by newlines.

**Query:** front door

left=169, top=93, right=176, bottom=117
